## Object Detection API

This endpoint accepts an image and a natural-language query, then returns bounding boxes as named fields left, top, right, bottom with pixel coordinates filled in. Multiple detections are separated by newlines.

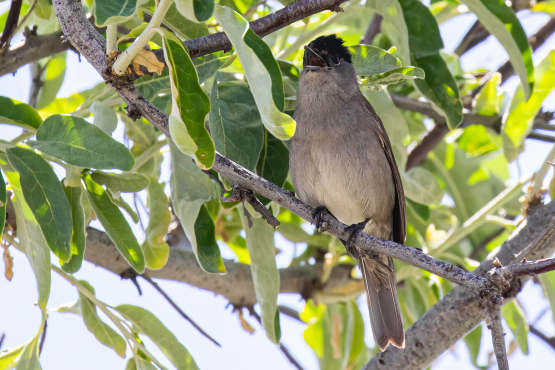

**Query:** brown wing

left=359, top=97, right=407, bottom=244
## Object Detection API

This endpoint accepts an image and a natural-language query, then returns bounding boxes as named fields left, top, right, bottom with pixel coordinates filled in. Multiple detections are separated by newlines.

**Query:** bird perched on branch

left=289, top=34, right=406, bottom=351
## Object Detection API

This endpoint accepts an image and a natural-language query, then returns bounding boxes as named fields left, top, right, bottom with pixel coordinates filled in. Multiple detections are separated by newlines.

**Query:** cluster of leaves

left=2, top=0, right=555, bottom=369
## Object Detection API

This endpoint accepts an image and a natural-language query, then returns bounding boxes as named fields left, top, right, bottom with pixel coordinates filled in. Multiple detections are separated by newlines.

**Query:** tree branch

left=362, top=13, right=382, bottom=45
left=485, top=302, right=509, bottom=370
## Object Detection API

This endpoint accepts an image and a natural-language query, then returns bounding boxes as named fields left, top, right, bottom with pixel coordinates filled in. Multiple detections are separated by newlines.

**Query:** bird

left=289, top=34, right=406, bottom=351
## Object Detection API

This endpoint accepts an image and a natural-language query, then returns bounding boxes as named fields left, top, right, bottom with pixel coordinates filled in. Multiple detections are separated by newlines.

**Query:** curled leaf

left=132, top=49, right=165, bottom=76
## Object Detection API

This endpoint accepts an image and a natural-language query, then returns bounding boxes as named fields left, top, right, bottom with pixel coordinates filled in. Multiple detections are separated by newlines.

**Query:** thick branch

left=362, top=13, right=382, bottom=45
left=0, top=30, right=68, bottom=77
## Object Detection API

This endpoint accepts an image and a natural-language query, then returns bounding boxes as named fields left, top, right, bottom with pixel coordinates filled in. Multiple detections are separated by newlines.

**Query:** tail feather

left=359, top=254, right=405, bottom=351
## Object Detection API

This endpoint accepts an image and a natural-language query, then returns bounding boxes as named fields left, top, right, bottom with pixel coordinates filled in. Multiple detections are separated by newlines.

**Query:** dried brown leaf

left=331, top=310, right=342, bottom=359
left=132, top=61, right=144, bottom=76
left=2, top=243, right=13, bottom=281
left=132, top=49, right=164, bottom=76
left=238, top=309, right=255, bottom=334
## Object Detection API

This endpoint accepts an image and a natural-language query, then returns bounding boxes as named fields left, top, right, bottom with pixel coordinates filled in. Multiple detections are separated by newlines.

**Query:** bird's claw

left=345, top=219, right=371, bottom=248
left=311, top=206, right=329, bottom=236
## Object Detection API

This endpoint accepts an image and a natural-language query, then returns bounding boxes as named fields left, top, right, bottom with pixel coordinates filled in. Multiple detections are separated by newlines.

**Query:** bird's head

left=303, top=34, right=352, bottom=71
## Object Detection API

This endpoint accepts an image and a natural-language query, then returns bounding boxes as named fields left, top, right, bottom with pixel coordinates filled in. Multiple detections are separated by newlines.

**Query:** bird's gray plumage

left=290, top=57, right=406, bottom=351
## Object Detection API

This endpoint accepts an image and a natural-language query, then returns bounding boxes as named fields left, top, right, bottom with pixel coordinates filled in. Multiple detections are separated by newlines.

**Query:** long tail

left=359, top=253, right=405, bottom=351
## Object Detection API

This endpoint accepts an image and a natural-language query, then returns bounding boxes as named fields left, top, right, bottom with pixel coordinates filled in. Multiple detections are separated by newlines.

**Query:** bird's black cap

left=304, top=34, right=352, bottom=68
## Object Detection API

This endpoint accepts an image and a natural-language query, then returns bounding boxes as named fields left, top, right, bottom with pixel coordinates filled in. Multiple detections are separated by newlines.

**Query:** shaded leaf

left=78, top=280, right=126, bottom=357
left=95, top=0, right=148, bottom=26
left=91, top=101, right=118, bottom=135
left=539, top=270, right=555, bottom=325
left=209, top=81, right=264, bottom=187
left=7, top=147, right=72, bottom=262
left=140, top=0, right=209, bottom=39
left=83, top=174, right=145, bottom=273
left=28, top=115, right=134, bottom=171
left=0, top=96, right=43, bottom=130
left=256, top=130, right=289, bottom=206
left=0, top=172, right=5, bottom=239
left=401, top=167, right=443, bottom=206
left=116, top=305, right=199, bottom=370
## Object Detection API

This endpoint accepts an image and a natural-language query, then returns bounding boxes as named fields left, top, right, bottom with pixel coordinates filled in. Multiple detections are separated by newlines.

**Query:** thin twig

left=247, top=307, right=305, bottom=370
left=278, top=305, right=302, bottom=323
left=529, top=325, right=555, bottom=350
left=485, top=302, right=509, bottom=370
left=362, top=13, right=382, bottom=45
left=0, top=333, right=5, bottom=349
left=139, top=274, right=221, bottom=347
left=38, top=319, right=48, bottom=356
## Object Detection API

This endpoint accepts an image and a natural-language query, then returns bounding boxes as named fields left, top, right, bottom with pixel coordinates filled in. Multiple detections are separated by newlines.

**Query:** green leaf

left=213, top=4, right=296, bottom=140
left=169, top=141, right=225, bottom=274
left=0, top=4, right=30, bottom=33
left=28, top=115, right=134, bottom=171
left=175, top=0, right=214, bottom=22
left=209, top=81, right=264, bottom=187
left=6, top=147, right=72, bottom=262
left=0, top=173, right=5, bottom=238
left=398, top=0, right=463, bottom=128
left=140, top=0, right=209, bottom=39
left=539, top=270, right=555, bottom=325
left=239, top=205, right=280, bottom=343
left=226, top=236, right=250, bottom=264
left=116, top=305, right=199, bottom=370
left=106, top=190, right=140, bottom=224
left=2, top=169, right=51, bottom=310
left=350, top=45, right=424, bottom=86
left=463, top=324, right=483, bottom=368
left=401, top=167, right=443, bottom=206
left=365, top=0, right=410, bottom=65
left=365, top=89, right=409, bottom=170
left=163, top=35, right=215, bottom=169
left=39, top=92, right=86, bottom=115
left=0, top=96, right=43, bottom=130
left=91, top=102, right=118, bottom=135
left=459, top=0, right=534, bottom=98
left=256, top=130, right=289, bottom=206
left=90, top=172, right=150, bottom=193
left=501, top=300, right=529, bottom=354
left=142, top=179, right=170, bottom=270
left=34, top=0, right=52, bottom=19
left=94, top=0, right=148, bottom=27
left=125, top=357, right=158, bottom=370
left=35, top=52, right=67, bottom=110
left=83, top=174, right=145, bottom=273
left=473, top=72, right=501, bottom=116
left=457, top=125, right=498, bottom=157
left=194, top=54, right=229, bottom=84
left=59, top=185, right=87, bottom=274
left=13, top=315, right=46, bottom=370
left=77, top=280, right=127, bottom=357
left=504, top=50, right=555, bottom=148
left=0, top=343, right=25, bottom=369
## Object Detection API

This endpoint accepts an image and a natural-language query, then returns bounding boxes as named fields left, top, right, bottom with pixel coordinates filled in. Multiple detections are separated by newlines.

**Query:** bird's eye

left=332, top=55, right=340, bottom=65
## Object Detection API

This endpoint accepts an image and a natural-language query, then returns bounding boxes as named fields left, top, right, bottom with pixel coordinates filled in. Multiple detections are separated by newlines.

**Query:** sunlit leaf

left=28, top=115, right=134, bottom=171
left=95, top=0, right=148, bottom=26
left=59, top=185, right=87, bottom=274
left=459, top=0, right=534, bottom=98
left=0, top=96, right=43, bottom=130
left=78, top=280, right=127, bottom=357
left=116, top=305, right=199, bottom=370
left=142, top=179, right=170, bottom=270
left=169, top=141, right=225, bottom=274
left=7, top=147, right=72, bottom=262
left=140, top=0, right=209, bottom=39
left=90, top=172, right=150, bottom=193
left=213, top=4, right=296, bottom=140
left=539, top=270, right=555, bottom=325
left=501, top=300, right=529, bottom=354
left=163, top=33, right=215, bottom=169
left=239, top=205, right=280, bottom=343
left=175, top=0, right=214, bottom=22
left=36, top=52, right=67, bottom=110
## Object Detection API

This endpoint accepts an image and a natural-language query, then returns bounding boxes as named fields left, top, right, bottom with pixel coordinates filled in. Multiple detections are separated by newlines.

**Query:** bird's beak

left=304, top=45, right=327, bottom=70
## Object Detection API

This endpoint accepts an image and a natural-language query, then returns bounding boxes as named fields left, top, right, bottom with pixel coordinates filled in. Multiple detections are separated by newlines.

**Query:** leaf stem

left=106, top=24, right=118, bottom=55
left=132, top=139, right=167, bottom=172
left=112, top=0, right=173, bottom=75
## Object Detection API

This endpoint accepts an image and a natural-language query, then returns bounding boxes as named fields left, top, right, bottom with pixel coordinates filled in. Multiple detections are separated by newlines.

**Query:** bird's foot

left=311, top=206, right=329, bottom=236
left=345, top=219, right=371, bottom=248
